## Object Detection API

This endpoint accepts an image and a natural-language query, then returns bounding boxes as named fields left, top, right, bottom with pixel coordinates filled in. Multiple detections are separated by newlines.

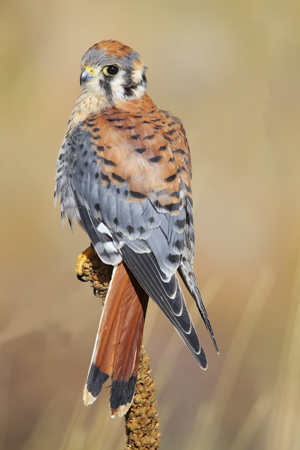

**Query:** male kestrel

left=55, top=40, right=217, bottom=417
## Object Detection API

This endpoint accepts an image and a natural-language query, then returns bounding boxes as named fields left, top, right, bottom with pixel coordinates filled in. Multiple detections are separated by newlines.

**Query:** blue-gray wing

left=55, top=107, right=217, bottom=365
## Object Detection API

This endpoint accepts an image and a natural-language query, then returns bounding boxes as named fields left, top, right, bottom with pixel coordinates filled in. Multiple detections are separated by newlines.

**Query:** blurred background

left=1, top=0, right=300, bottom=449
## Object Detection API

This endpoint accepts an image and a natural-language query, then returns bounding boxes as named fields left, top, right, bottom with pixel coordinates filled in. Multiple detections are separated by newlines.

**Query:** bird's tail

left=83, top=261, right=148, bottom=417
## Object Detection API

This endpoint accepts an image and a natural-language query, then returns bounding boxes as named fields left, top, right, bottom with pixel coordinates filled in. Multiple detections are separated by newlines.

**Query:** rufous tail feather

left=83, top=261, right=148, bottom=417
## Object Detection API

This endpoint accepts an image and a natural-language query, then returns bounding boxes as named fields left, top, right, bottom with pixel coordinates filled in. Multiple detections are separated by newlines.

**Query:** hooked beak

left=80, top=68, right=94, bottom=85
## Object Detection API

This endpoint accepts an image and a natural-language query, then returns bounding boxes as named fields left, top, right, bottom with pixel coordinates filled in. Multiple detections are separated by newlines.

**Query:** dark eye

left=102, top=65, right=120, bottom=77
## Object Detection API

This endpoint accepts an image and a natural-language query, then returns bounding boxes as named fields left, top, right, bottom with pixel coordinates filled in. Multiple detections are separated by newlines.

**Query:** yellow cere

left=85, top=65, right=96, bottom=76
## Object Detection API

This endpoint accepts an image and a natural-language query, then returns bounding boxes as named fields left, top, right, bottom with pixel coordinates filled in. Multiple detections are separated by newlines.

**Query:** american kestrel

left=55, top=40, right=217, bottom=417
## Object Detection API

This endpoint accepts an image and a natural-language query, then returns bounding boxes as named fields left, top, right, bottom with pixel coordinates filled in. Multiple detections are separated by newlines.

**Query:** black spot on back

left=135, top=148, right=146, bottom=154
left=127, top=225, right=134, bottom=234
left=164, top=173, right=177, bottom=183
left=101, top=173, right=111, bottom=185
left=175, top=218, right=185, bottom=228
left=103, top=158, right=116, bottom=166
left=167, top=254, right=180, bottom=264
left=154, top=200, right=181, bottom=213
left=166, top=129, right=176, bottom=136
left=143, top=134, right=155, bottom=140
left=130, top=190, right=146, bottom=199
left=173, top=148, right=186, bottom=155
left=112, top=173, right=126, bottom=183
left=174, top=240, right=184, bottom=251
left=149, top=155, right=162, bottom=163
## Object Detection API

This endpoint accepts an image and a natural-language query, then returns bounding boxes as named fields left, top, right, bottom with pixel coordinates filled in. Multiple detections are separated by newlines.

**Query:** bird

left=55, top=39, right=218, bottom=418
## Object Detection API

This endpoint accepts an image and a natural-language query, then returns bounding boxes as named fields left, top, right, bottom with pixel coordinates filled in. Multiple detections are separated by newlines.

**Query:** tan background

left=1, top=0, right=300, bottom=449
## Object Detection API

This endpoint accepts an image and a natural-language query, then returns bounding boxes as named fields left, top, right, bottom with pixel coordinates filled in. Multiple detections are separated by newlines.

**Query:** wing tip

left=212, top=336, right=219, bottom=354
left=198, top=346, right=208, bottom=371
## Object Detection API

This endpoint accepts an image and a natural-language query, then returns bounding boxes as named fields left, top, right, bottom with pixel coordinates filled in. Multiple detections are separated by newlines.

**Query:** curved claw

left=75, top=245, right=96, bottom=276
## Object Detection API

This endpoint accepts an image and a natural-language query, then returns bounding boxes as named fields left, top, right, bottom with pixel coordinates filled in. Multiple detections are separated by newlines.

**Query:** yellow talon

left=75, top=246, right=95, bottom=276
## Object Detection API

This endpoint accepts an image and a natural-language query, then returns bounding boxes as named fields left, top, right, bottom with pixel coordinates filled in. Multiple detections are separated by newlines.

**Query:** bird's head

left=80, top=40, right=147, bottom=104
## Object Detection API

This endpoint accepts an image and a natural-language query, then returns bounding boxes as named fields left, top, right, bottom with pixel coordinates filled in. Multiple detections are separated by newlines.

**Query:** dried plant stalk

left=125, top=346, right=160, bottom=449
left=76, top=247, right=160, bottom=449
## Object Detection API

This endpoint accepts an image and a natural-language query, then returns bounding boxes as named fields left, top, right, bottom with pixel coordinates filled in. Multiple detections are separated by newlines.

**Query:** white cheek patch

left=132, top=83, right=146, bottom=99
left=110, top=74, right=125, bottom=100
left=102, top=67, right=147, bottom=102
left=83, top=78, right=103, bottom=96
left=132, top=67, right=143, bottom=84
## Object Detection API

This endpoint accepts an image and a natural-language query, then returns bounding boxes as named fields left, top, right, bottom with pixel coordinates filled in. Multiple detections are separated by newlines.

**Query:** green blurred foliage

left=1, top=0, right=300, bottom=449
